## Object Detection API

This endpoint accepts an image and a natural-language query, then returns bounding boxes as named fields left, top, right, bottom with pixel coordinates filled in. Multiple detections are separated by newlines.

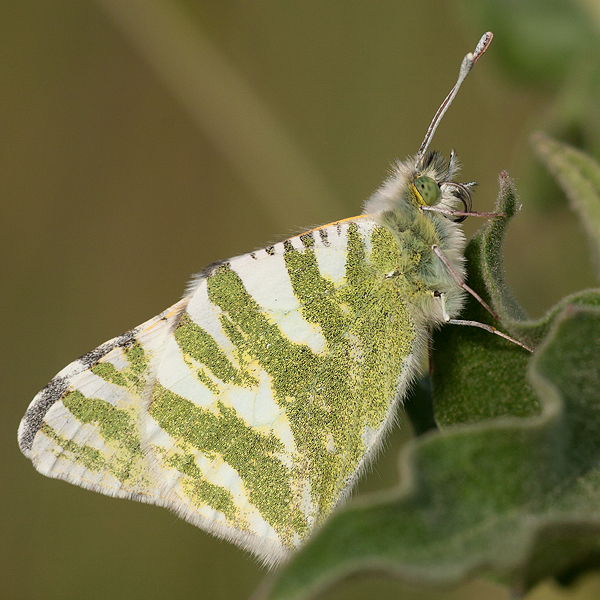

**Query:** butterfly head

left=410, top=150, right=475, bottom=223
left=364, top=149, right=474, bottom=223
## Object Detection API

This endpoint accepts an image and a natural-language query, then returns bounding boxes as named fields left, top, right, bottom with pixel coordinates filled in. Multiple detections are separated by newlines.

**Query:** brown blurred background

left=3, top=1, right=600, bottom=599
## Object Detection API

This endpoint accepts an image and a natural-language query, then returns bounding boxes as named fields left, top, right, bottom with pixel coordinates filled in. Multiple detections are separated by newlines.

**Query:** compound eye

left=413, top=176, right=440, bottom=206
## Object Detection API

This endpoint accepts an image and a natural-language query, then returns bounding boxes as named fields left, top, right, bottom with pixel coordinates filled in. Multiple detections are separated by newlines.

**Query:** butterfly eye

left=412, top=176, right=441, bottom=206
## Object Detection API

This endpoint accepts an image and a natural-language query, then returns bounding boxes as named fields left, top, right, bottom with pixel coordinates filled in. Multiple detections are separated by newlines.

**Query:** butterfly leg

left=422, top=205, right=506, bottom=219
left=432, top=245, right=498, bottom=319
left=437, top=291, right=533, bottom=352
left=432, top=244, right=533, bottom=352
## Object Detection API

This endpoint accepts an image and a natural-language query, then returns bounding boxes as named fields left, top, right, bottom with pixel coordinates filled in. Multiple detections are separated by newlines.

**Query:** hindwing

left=19, top=216, right=421, bottom=565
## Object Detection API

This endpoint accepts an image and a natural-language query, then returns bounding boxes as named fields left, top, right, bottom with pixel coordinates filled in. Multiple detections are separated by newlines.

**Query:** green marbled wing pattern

left=18, top=301, right=187, bottom=503
left=144, top=217, right=421, bottom=564
left=18, top=216, right=422, bottom=566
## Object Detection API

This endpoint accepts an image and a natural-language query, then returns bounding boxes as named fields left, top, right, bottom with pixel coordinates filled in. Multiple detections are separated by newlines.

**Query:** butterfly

left=18, top=32, right=528, bottom=567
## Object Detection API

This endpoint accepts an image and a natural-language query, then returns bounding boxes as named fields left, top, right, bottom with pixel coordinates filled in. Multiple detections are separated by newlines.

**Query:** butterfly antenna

left=416, top=32, right=493, bottom=166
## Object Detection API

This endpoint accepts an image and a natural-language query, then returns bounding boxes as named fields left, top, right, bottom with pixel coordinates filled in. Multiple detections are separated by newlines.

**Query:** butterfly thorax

left=364, top=152, right=468, bottom=328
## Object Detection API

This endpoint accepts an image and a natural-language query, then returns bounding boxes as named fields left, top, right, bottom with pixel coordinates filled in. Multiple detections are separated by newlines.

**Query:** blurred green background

left=3, top=1, right=600, bottom=599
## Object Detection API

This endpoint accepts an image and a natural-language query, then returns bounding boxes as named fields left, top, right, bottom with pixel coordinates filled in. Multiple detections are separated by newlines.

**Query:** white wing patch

left=314, top=225, right=348, bottom=284
left=276, top=311, right=326, bottom=354
left=157, top=337, right=219, bottom=408
left=41, top=402, right=101, bottom=451
left=72, top=373, right=135, bottom=407
left=231, top=251, right=298, bottom=312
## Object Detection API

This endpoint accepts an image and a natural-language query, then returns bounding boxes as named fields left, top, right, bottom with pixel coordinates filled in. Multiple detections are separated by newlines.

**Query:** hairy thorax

left=375, top=204, right=467, bottom=328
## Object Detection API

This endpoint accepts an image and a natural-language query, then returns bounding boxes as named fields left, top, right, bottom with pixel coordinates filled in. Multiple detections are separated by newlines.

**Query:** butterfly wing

left=19, top=216, right=422, bottom=566
left=18, top=300, right=187, bottom=503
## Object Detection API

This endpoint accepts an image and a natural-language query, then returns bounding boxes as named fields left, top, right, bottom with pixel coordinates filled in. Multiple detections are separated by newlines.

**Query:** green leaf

left=532, top=133, right=600, bottom=277
left=433, top=171, right=600, bottom=426
left=432, top=172, right=539, bottom=426
left=258, top=305, right=600, bottom=600
left=256, top=168, right=600, bottom=600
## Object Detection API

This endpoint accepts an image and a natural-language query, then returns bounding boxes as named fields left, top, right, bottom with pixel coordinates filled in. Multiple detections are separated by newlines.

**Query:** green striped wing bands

left=146, top=217, right=420, bottom=563
left=18, top=216, right=420, bottom=566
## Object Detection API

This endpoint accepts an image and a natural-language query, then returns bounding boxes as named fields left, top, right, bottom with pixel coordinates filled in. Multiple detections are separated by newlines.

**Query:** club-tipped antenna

left=416, top=32, right=493, bottom=165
